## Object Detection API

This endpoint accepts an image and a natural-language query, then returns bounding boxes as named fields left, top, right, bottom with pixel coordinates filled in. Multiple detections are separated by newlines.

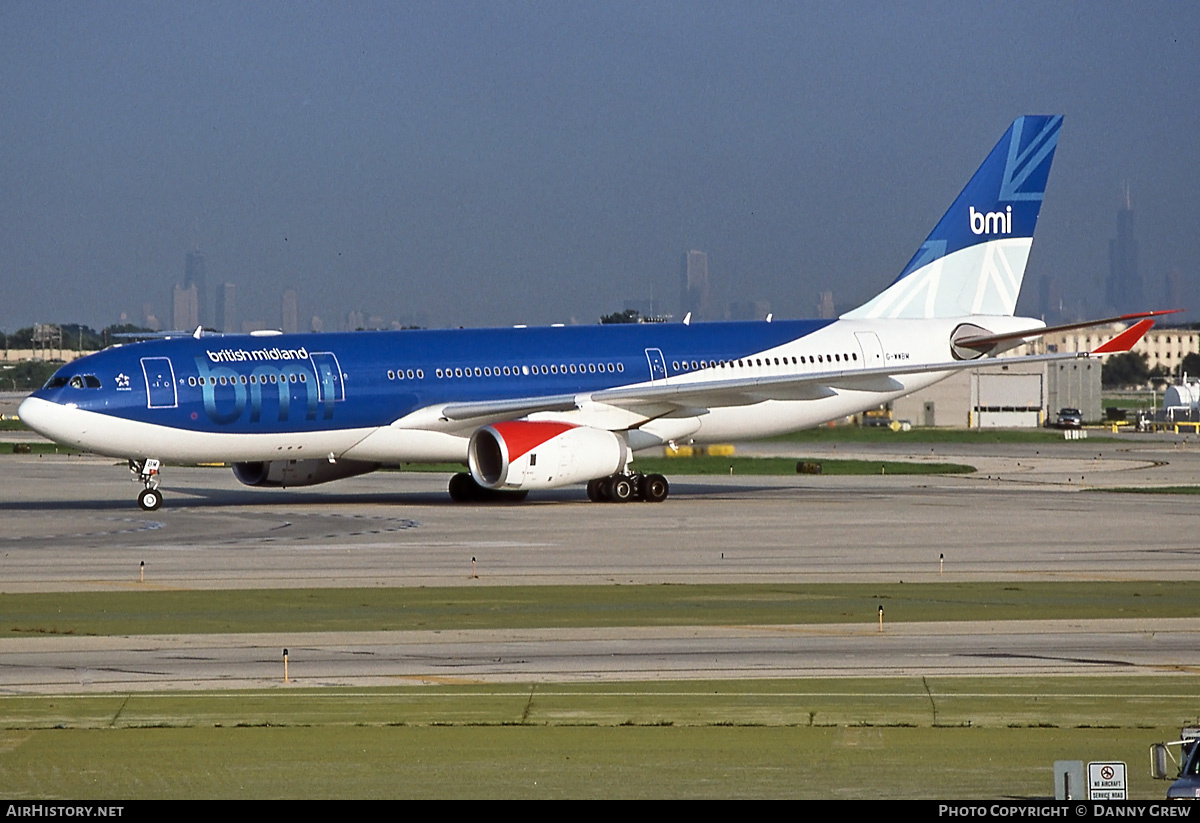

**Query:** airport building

left=892, top=325, right=1200, bottom=427
left=1019, top=325, right=1200, bottom=374
left=892, top=359, right=1100, bottom=428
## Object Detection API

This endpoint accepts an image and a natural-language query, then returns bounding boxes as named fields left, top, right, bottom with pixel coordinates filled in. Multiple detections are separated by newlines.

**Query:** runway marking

left=82, top=581, right=193, bottom=591
left=0, top=517, right=164, bottom=542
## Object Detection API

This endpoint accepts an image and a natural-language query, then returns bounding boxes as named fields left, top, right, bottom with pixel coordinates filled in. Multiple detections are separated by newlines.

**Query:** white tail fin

left=844, top=115, right=1062, bottom=320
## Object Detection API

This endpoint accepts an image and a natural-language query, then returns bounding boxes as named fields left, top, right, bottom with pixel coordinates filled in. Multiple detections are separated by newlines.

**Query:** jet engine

left=468, top=421, right=624, bottom=491
left=232, top=458, right=380, bottom=488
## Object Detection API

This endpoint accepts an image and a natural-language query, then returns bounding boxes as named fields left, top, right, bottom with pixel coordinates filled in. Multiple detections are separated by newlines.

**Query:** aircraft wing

left=590, top=351, right=1090, bottom=412
left=438, top=318, right=1155, bottom=425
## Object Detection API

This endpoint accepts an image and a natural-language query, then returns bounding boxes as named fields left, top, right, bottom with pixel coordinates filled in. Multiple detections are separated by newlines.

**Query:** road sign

left=1088, top=761, right=1127, bottom=800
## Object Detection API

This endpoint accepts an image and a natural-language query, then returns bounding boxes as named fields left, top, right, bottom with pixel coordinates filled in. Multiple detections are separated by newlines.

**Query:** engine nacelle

left=232, top=458, right=379, bottom=488
left=468, top=421, right=624, bottom=491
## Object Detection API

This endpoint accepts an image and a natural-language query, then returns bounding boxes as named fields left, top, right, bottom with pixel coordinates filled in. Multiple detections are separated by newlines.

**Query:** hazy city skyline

left=2, top=3, right=1198, bottom=333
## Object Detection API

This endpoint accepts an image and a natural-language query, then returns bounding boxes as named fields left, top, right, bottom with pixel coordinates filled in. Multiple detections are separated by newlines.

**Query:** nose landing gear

left=130, top=458, right=163, bottom=511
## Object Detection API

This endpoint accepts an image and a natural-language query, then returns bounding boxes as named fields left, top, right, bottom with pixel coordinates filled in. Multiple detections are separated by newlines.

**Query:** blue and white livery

left=18, top=116, right=1156, bottom=509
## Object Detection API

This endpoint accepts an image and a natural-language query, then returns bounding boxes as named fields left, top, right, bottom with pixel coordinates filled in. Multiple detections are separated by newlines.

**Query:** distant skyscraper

left=816, top=290, right=835, bottom=320
left=185, top=250, right=208, bottom=327
left=172, top=284, right=198, bottom=331
left=215, top=282, right=237, bottom=333
left=728, top=300, right=771, bottom=321
left=281, top=288, right=299, bottom=334
left=1106, top=186, right=1140, bottom=311
left=1038, top=275, right=1064, bottom=324
left=1164, top=268, right=1186, bottom=315
left=142, top=302, right=162, bottom=332
left=680, top=250, right=714, bottom=320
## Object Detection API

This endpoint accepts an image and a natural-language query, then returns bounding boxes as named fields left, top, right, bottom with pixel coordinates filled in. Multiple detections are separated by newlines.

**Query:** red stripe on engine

left=490, top=421, right=576, bottom=461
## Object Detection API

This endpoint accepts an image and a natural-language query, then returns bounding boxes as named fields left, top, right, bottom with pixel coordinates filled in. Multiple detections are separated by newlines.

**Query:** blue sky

left=2, top=1, right=1197, bottom=331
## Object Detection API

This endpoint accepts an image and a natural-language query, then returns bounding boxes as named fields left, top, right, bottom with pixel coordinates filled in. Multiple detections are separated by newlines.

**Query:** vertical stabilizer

left=844, top=115, right=1062, bottom=319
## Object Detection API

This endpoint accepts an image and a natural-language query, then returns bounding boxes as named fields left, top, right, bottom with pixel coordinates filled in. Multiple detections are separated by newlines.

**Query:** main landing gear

left=130, top=458, right=163, bottom=511
left=586, top=472, right=669, bottom=503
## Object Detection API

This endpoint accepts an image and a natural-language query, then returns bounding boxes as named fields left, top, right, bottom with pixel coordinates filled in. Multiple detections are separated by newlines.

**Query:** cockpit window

left=50, top=374, right=102, bottom=390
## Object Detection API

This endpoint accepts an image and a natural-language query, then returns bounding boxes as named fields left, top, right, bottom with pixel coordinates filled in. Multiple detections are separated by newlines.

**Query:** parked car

left=1055, top=408, right=1083, bottom=429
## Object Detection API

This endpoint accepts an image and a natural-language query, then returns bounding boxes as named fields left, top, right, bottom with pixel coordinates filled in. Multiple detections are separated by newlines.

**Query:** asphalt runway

left=1, top=619, right=1197, bottom=694
left=1, top=435, right=1199, bottom=691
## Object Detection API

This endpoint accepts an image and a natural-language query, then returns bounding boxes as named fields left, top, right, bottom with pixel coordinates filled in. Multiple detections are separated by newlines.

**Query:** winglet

left=1092, top=319, right=1154, bottom=354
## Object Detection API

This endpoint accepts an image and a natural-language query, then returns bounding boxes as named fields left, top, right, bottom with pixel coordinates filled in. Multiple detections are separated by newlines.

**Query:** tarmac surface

left=1, top=431, right=1199, bottom=691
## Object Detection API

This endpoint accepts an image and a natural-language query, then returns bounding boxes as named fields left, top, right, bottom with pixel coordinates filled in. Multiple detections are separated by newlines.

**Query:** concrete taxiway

left=2, top=437, right=1200, bottom=591
left=1, top=435, right=1198, bottom=691
left=1, top=619, right=1197, bottom=694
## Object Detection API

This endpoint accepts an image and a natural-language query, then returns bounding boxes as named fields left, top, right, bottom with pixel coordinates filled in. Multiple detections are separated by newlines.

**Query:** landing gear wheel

left=138, top=487, right=162, bottom=511
left=610, top=475, right=634, bottom=502
left=598, top=476, right=615, bottom=501
left=449, top=472, right=478, bottom=502
left=586, top=479, right=604, bottom=502
left=130, top=458, right=164, bottom=511
left=641, top=473, right=669, bottom=502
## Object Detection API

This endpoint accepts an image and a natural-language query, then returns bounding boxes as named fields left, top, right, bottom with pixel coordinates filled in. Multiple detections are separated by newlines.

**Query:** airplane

left=18, top=115, right=1165, bottom=510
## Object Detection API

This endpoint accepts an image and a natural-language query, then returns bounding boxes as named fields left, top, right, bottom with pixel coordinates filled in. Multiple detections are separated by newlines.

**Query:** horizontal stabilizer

left=953, top=309, right=1180, bottom=354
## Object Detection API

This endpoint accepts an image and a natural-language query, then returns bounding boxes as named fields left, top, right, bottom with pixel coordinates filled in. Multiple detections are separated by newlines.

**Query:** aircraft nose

left=18, top=395, right=45, bottom=433
left=17, top=395, right=65, bottom=441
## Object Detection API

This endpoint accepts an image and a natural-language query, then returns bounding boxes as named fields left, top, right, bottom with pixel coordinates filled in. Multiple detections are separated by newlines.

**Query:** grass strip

left=633, top=456, right=974, bottom=475
left=767, top=426, right=1119, bottom=444
left=388, top=457, right=975, bottom=475
left=1093, top=486, right=1200, bottom=495
left=0, top=677, right=1192, bottom=799
left=2, top=581, right=1193, bottom=637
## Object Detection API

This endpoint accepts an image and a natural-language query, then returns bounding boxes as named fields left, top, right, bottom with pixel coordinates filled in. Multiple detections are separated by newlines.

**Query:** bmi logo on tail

left=969, top=205, right=1012, bottom=235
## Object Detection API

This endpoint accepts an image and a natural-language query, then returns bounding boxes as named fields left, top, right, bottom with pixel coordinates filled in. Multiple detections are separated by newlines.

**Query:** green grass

left=635, top=455, right=975, bottom=475
left=767, top=426, right=1119, bottom=444
left=1093, top=486, right=1200, bottom=495
left=2, top=581, right=1194, bottom=637
left=0, top=418, right=29, bottom=431
left=390, top=456, right=975, bottom=476
left=0, top=678, right=1193, bottom=798
left=1103, top=393, right=1159, bottom=411
left=0, top=441, right=82, bottom=455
